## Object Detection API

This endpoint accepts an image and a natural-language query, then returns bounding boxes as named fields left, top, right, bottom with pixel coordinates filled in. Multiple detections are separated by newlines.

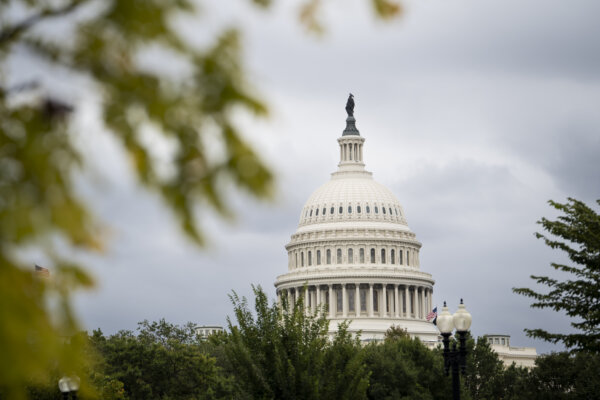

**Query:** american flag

left=426, top=307, right=437, bottom=323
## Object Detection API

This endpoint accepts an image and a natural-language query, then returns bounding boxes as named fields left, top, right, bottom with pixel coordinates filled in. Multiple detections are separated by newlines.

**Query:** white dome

left=298, top=170, right=408, bottom=228
left=275, top=103, right=438, bottom=344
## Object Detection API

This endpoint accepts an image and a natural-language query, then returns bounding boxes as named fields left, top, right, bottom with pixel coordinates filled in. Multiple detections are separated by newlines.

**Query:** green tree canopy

left=513, top=198, right=600, bottom=353
left=223, top=285, right=369, bottom=399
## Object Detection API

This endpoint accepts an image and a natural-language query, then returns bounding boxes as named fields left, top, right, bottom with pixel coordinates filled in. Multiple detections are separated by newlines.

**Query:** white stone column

left=381, top=284, right=387, bottom=317
left=368, top=283, right=374, bottom=317
left=316, top=285, right=321, bottom=312
left=408, top=287, right=413, bottom=318
left=355, top=285, right=360, bottom=317
left=305, top=287, right=310, bottom=313
left=421, top=288, right=425, bottom=319
left=394, top=284, right=399, bottom=318
left=403, top=286, right=409, bottom=318
left=329, top=285, right=334, bottom=318
left=342, top=284, right=348, bottom=318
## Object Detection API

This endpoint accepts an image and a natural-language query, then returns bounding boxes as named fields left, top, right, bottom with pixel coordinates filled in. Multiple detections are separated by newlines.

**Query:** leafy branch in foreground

left=513, top=198, right=600, bottom=353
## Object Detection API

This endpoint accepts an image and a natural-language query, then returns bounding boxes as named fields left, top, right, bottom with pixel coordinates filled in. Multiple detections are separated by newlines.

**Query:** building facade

left=274, top=101, right=439, bottom=344
left=484, top=334, right=538, bottom=368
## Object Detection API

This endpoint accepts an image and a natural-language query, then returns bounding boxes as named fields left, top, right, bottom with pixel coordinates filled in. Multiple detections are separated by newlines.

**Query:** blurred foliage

left=0, top=0, right=401, bottom=398
left=513, top=198, right=600, bottom=353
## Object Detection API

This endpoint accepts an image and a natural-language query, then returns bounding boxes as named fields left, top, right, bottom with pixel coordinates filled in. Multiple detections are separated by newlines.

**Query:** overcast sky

left=13, top=0, right=600, bottom=355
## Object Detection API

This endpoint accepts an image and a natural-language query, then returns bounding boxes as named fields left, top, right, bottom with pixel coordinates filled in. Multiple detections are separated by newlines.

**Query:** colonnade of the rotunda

left=277, top=283, right=433, bottom=321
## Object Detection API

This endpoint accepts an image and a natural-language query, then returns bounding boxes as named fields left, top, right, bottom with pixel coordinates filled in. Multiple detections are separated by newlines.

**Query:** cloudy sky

left=13, top=0, right=600, bottom=354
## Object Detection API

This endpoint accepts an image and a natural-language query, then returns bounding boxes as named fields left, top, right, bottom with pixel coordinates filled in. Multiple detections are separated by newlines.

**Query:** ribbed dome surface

left=298, top=171, right=407, bottom=227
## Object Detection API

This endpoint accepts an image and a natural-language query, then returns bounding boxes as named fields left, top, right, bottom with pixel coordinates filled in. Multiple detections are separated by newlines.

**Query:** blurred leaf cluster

left=0, top=0, right=401, bottom=398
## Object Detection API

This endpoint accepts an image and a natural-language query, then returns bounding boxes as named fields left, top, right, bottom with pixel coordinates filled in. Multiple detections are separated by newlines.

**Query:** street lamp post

left=437, top=299, right=472, bottom=400
left=58, top=376, right=80, bottom=399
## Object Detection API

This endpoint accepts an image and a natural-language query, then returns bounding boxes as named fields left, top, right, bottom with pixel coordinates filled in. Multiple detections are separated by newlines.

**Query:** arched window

left=315, top=208, right=319, bottom=216
left=391, top=249, right=395, bottom=264
left=395, top=208, right=399, bottom=215
left=339, top=206, right=343, bottom=214
left=348, top=206, right=352, bottom=213
left=317, top=250, right=321, bottom=265
left=330, top=207, right=334, bottom=214
left=399, top=250, right=403, bottom=265
left=301, top=252, right=304, bottom=267
left=389, top=207, right=393, bottom=215
left=373, top=289, right=379, bottom=312
left=366, top=205, right=370, bottom=213
left=308, top=251, right=312, bottom=266
left=357, top=205, right=361, bottom=213
left=381, top=249, right=386, bottom=263
left=348, top=248, right=354, bottom=264
left=375, top=206, right=379, bottom=214
left=382, top=207, right=386, bottom=214
left=322, top=208, right=326, bottom=215
left=359, top=248, right=365, bottom=263
left=310, top=209, right=313, bottom=216
left=337, top=249, right=342, bottom=264
left=326, top=249, right=331, bottom=264
left=370, top=248, right=375, bottom=263
left=407, top=251, right=410, bottom=266
left=295, top=253, right=298, bottom=268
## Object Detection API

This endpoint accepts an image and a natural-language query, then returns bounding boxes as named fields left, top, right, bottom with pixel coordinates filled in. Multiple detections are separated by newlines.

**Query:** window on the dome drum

left=330, top=207, right=334, bottom=214
left=315, top=208, right=319, bottom=216
left=310, top=209, right=312, bottom=216
left=337, top=249, right=342, bottom=264
left=407, top=251, right=410, bottom=266
left=348, top=289, right=355, bottom=312
left=391, top=249, right=395, bottom=264
left=399, top=250, right=403, bottom=265
left=317, top=250, right=321, bottom=265
left=326, top=249, right=331, bottom=264
left=395, top=208, right=398, bottom=215
left=360, top=289, right=367, bottom=311
left=375, top=206, right=379, bottom=214
left=382, top=207, right=386, bottom=215
left=373, top=289, right=379, bottom=312
left=360, top=248, right=365, bottom=263
left=381, top=249, right=386, bottom=263
left=336, top=288, right=343, bottom=313
left=322, top=208, right=326, bottom=215
left=339, top=206, right=343, bottom=214
left=389, top=207, right=392, bottom=215
left=308, top=251, right=312, bottom=266
left=366, top=205, right=370, bottom=213
left=370, top=248, right=375, bottom=263
left=301, top=252, right=304, bottom=267
left=357, top=205, right=361, bottom=213
left=348, top=206, right=352, bottom=213
left=348, top=248, right=353, bottom=263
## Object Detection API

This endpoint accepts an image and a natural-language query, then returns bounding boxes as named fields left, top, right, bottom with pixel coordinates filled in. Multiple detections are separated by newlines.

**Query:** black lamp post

left=437, top=299, right=472, bottom=400
left=58, top=376, right=80, bottom=399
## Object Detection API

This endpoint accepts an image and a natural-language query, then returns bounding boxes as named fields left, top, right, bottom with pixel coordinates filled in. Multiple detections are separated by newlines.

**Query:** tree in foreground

left=513, top=198, right=600, bottom=353
left=223, top=286, right=369, bottom=399
left=363, top=326, right=450, bottom=399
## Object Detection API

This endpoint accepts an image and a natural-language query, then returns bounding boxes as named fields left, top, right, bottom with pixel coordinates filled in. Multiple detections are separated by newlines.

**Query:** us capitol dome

left=274, top=95, right=439, bottom=343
